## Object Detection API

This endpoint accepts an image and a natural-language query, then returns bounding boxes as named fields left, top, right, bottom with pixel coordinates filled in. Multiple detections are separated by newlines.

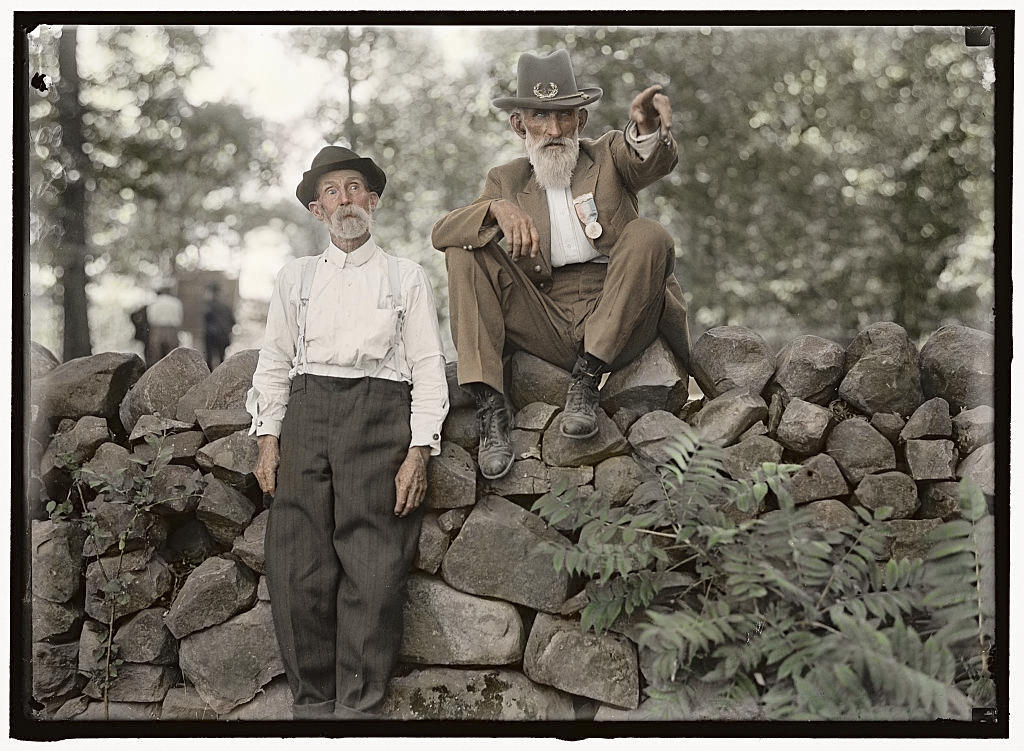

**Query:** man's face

left=309, top=169, right=379, bottom=239
left=511, top=108, right=588, bottom=190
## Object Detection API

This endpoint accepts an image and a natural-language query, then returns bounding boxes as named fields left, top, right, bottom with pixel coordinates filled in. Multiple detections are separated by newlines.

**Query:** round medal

left=585, top=221, right=603, bottom=239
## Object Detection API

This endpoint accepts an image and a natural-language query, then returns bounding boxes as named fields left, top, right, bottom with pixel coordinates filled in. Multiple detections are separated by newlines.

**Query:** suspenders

left=291, top=250, right=406, bottom=379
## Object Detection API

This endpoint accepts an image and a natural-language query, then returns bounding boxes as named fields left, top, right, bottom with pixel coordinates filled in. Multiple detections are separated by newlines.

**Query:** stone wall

left=25, top=321, right=995, bottom=721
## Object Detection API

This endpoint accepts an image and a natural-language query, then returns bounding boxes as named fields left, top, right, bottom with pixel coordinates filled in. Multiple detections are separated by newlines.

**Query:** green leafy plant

left=532, top=424, right=995, bottom=721
left=50, top=433, right=205, bottom=719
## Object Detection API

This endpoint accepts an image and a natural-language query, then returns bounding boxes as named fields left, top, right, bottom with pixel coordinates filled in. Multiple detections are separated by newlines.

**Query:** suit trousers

left=445, top=217, right=675, bottom=394
left=265, top=374, right=422, bottom=720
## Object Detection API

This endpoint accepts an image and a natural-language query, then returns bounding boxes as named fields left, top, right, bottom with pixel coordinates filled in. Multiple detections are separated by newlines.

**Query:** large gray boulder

left=952, top=405, right=994, bottom=456
left=690, top=326, right=775, bottom=399
left=804, top=499, right=859, bottom=532
left=176, top=348, right=259, bottom=423
left=444, top=359, right=476, bottom=410
left=691, top=388, right=768, bottom=447
left=114, top=607, right=178, bottom=664
left=627, top=410, right=691, bottom=466
left=401, top=574, right=525, bottom=665
left=775, top=398, right=833, bottom=455
left=83, top=663, right=179, bottom=703
left=81, top=498, right=169, bottom=557
left=918, top=481, right=965, bottom=521
left=130, top=430, right=207, bottom=465
left=787, top=454, right=850, bottom=505
left=767, top=335, right=845, bottom=405
left=39, top=416, right=109, bottom=480
left=508, top=351, right=572, bottom=410
left=164, top=556, right=258, bottom=639
left=231, top=510, right=268, bottom=574
left=196, top=430, right=259, bottom=488
left=594, top=455, right=648, bottom=506
left=415, top=512, right=450, bottom=574
left=162, top=677, right=295, bottom=721
left=30, top=341, right=61, bottom=378
left=883, top=519, right=943, bottom=561
left=32, top=351, right=145, bottom=422
left=441, top=406, right=478, bottom=452
left=118, top=348, right=210, bottom=432
left=904, top=439, right=958, bottom=482
left=178, top=600, right=284, bottom=714
left=195, top=408, right=254, bottom=443
left=839, top=322, right=924, bottom=417
left=514, top=402, right=560, bottom=431
left=127, top=414, right=196, bottom=444
left=852, top=472, right=919, bottom=519
left=382, top=667, right=575, bottom=720
left=149, top=464, right=203, bottom=515
left=870, top=413, right=906, bottom=445
left=600, top=337, right=689, bottom=415
left=196, top=475, right=257, bottom=548
left=957, top=443, right=995, bottom=496
left=523, top=612, right=639, bottom=709
left=825, top=418, right=896, bottom=484
left=32, top=595, right=82, bottom=643
left=919, top=324, right=994, bottom=412
left=441, top=495, right=574, bottom=612
left=723, top=435, right=784, bottom=481
left=32, top=519, right=86, bottom=603
left=542, top=411, right=629, bottom=467
left=84, top=548, right=173, bottom=623
left=425, top=441, right=477, bottom=509
left=899, top=397, right=952, bottom=442
left=59, top=699, right=162, bottom=721
left=482, top=458, right=592, bottom=499
left=32, top=641, right=81, bottom=701
left=83, top=442, right=140, bottom=492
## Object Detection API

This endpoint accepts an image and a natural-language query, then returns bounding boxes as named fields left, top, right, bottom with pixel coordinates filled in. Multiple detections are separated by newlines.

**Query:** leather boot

left=475, top=388, right=514, bottom=480
left=561, top=356, right=602, bottom=439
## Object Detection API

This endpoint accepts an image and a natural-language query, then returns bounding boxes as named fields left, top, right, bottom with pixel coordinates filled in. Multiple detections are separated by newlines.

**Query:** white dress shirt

left=548, top=122, right=661, bottom=268
left=248, top=236, right=449, bottom=455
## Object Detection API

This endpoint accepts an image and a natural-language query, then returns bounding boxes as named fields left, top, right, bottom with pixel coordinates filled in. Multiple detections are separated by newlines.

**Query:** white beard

left=525, top=129, right=580, bottom=190
left=328, top=204, right=373, bottom=239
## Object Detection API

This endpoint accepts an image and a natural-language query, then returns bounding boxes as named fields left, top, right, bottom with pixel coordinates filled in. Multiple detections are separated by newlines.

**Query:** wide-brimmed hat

left=491, top=49, right=603, bottom=111
left=295, top=145, right=387, bottom=208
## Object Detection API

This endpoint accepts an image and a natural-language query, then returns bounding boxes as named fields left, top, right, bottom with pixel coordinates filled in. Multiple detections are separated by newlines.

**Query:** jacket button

left=534, top=265, right=541, bottom=272
left=433, top=433, right=440, bottom=440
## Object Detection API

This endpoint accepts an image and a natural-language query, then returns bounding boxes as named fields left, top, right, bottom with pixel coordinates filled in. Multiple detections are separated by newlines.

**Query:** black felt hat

left=491, top=49, right=603, bottom=111
left=295, top=145, right=387, bottom=208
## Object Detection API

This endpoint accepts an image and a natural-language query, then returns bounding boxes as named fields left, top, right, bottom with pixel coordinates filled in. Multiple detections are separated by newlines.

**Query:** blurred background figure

left=146, top=284, right=183, bottom=365
left=203, top=281, right=236, bottom=369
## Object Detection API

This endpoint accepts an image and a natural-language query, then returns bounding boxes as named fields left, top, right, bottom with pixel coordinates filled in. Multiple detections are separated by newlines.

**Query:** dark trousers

left=445, top=217, right=674, bottom=394
left=265, top=374, right=422, bottom=719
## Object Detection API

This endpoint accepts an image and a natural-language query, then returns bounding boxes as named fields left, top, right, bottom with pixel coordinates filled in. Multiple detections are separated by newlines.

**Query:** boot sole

left=479, top=455, right=514, bottom=481
left=560, top=424, right=599, bottom=440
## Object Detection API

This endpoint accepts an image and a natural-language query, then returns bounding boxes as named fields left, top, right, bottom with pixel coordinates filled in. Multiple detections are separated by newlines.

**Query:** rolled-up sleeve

left=402, top=264, right=449, bottom=455
left=248, top=262, right=300, bottom=437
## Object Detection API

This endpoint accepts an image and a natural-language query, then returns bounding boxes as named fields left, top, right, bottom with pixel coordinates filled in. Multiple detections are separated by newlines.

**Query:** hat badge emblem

left=533, top=81, right=558, bottom=99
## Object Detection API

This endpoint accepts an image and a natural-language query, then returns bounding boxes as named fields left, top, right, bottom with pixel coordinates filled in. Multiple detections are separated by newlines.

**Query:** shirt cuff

left=412, top=428, right=443, bottom=456
left=625, top=120, right=660, bottom=160
left=253, top=417, right=283, bottom=437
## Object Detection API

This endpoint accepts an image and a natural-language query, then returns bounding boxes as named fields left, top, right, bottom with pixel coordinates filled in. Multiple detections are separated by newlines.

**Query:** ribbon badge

left=572, top=192, right=603, bottom=239
left=533, top=82, right=559, bottom=99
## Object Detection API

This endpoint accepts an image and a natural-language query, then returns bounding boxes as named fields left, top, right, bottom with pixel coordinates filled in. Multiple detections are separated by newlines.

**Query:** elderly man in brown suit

left=433, top=49, right=692, bottom=480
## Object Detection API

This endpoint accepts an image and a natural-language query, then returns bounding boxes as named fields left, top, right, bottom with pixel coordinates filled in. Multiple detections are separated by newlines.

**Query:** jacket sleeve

left=608, top=125, right=679, bottom=194
left=430, top=167, right=505, bottom=252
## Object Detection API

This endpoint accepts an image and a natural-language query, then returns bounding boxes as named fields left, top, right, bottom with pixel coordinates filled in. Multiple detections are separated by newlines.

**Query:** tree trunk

left=343, top=26, right=356, bottom=150
left=56, top=26, right=92, bottom=360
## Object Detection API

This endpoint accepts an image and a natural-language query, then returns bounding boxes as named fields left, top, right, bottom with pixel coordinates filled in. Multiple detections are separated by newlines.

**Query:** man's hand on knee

left=255, top=435, right=280, bottom=495
left=488, top=199, right=539, bottom=260
left=394, top=445, right=431, bottom=517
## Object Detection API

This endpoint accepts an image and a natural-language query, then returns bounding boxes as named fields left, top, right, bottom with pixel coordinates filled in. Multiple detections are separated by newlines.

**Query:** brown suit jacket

left=432, top=128, right=693, bottom=370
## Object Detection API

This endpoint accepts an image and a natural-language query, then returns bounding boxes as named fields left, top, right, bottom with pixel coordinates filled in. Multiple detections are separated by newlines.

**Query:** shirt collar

left=325, top=235, right=377, bottom=268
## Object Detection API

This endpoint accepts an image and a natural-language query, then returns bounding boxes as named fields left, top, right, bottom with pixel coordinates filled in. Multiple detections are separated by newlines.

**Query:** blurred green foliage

left=28, top=24, right=995, bottom=357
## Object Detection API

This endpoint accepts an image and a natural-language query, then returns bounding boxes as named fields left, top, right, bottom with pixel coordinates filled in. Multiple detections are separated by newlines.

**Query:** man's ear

left=309, top=200, right=324, bottom=220
left=368, top=193, right=379, bottom=211
left=577, top=108, right=589, bottom=134
left=509, top=112, right=526, bottom=139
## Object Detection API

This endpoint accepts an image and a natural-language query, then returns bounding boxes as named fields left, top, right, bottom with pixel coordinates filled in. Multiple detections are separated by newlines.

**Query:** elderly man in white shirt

left=247, top=145, right=448, bottom=720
